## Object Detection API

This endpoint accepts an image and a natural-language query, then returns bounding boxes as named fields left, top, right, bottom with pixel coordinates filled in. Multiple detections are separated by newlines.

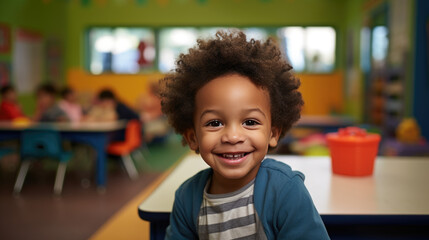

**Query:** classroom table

left=0, top=121, right=126, bottom=189
left=138, top=154, right=429, bottom=239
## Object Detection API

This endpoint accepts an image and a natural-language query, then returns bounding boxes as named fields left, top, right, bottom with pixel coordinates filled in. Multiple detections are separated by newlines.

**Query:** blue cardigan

left=165, top=158, right=330, bottom=239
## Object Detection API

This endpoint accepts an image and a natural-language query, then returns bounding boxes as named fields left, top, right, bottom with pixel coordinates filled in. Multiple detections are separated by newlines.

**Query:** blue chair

left=0, top=148, right=15, bottom=159
left=14, top=128, right=72, bottom=195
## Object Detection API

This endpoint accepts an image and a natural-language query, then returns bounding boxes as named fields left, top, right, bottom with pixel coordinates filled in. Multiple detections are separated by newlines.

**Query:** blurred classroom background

left=0, top=0, right=428, bottom=239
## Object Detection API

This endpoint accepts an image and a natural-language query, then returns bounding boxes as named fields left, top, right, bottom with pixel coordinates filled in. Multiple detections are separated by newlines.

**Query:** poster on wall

left=0, top=24, right=11, bottom=54
left=13, top=29, right=43, bottom=94
left=45, top=38, right=62, bottom=84
left=0, top=61, right=10, bottom=86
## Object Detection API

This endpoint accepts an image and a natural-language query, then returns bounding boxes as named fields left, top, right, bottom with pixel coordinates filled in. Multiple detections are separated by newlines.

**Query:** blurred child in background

left=138, top=82, right=163, bottom=123
left=58, top=87, right=82, bottom=123
left=84, top=89, right=139, bottom=123
left=136, top=82, right=169, bottom=142
left=83, top=89, right=117, bottom=122
left=0, top=85, right=27, bottom=121
left=84, top=88, right=139, bottom=141
left=33, top=83, right=69, bottom=122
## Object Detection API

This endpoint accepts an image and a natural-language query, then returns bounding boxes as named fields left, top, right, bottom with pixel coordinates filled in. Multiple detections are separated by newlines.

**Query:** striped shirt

left=198, top=179, right=267, bottom=240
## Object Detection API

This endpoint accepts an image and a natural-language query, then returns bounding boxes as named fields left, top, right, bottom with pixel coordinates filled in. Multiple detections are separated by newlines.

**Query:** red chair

left=107, top=120, right=142, bottom=179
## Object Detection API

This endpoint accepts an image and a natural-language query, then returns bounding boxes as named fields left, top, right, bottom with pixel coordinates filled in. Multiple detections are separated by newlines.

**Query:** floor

left=0, top=134, right=189, bottom=240
left=89, top=166, right=175, bottom=240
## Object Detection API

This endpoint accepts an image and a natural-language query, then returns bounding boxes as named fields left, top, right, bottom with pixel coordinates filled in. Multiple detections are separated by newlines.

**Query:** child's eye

left=243, top=119, right=260, bottom=126
left=206, top=120, right=223, bottom=127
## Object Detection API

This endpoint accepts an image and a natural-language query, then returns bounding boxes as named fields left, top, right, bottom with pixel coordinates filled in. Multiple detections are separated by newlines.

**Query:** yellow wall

left=67, top=69, right=343, bottom=115
left=298, top=72, right=344, bottom=115
left=67, top=69, right=163, bottom=107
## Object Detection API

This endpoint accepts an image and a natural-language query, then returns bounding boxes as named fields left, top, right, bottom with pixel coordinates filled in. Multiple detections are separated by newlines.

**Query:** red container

left=326, top=127, right=381, bottom=176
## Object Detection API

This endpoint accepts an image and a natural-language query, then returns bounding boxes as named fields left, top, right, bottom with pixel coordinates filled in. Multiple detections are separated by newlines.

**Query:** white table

left=139, top=154, right=429, bottom=239
left=0, top=121, right=127, bottom=188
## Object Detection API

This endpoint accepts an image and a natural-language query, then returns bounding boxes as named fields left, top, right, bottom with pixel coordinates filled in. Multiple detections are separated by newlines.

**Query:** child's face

left=65, top=92, right=77, bottom=103
left=4, top=90, right=17, bottom=102
left=36, top=92, right=55, bottom=108
left=185, top=74, right=279, bottom=188
left=98, top=99, right=115, bottom=109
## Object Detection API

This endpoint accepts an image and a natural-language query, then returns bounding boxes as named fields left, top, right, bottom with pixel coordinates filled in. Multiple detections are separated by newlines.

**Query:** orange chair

left=107, top=120, right=143, bottom=179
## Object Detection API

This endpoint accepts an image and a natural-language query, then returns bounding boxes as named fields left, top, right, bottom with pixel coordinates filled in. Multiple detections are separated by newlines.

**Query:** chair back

left=20, top=128, right=63, bottom=158
left=125, top=120, right=142, bottom=149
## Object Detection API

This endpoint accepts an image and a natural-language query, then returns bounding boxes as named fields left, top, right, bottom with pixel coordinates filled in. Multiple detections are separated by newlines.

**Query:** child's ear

left=269, top=127, right=281, bottom=148
left=183, top=128, right=199, bottom=151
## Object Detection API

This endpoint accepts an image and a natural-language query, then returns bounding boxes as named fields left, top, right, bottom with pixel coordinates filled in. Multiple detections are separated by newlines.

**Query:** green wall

left=66, top=0, right=348, bottom=70
left=343, top=0, right=366, bottom=121
left=1, top=0, right=363, bottom=117
left=0, top=0, right=67, bottom=64
left=0, top=0, right=67, bottom=115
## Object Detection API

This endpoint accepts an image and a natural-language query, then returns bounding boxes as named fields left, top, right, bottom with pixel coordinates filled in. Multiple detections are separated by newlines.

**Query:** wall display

left=45, top=38, right=63, bottom=84
left=12, top=29, right=43, bottom=94
left=0, top=61, right=10, bottom=86
left=0, top=24, right=11, bottom=54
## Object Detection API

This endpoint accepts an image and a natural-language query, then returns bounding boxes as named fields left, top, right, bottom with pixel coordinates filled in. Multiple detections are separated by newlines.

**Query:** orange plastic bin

left=326, top=127, right=381, bottom=176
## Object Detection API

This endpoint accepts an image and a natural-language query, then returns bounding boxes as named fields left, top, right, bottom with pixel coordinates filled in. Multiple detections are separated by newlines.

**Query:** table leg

left=62, top=132, right=109, bottom=188
left=150, top=221, right=169, bottom=240
left=93, top=134, right=108, bottom=189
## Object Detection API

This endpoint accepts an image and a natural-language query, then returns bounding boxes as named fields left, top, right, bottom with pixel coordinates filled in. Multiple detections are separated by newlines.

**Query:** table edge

left=137, top=152, right=191, bottom=219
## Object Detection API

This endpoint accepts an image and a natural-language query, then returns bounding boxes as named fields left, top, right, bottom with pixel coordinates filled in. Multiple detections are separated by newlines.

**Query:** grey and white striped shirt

left=198, top=179, right=267, bottom=240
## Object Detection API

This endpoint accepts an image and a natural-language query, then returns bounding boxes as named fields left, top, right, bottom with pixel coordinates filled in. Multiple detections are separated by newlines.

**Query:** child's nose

left=221, top=125, right=245, bottom=144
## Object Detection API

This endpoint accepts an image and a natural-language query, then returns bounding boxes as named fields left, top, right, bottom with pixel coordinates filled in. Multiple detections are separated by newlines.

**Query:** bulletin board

left=12, top=29, right=43, bottom=94
left=0, top=24, right=11, bottom=54
left=0, top=61, right=10, bottom=86
left=45, top=38, right=62, bottom=84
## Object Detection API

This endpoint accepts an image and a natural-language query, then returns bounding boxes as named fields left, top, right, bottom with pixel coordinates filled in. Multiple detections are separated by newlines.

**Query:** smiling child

left=160, top=31, right=329, bottom=239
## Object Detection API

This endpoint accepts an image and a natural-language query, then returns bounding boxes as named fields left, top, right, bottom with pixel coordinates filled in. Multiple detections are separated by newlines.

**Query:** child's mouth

left=220, top=153, right=248, bottom=160
left=216, top=152, right=251, bottom=165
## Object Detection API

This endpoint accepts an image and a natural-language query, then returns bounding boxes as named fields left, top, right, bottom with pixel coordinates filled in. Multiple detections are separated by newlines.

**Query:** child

left=58, top=87, right=83, bottom=123
left=33, top=84, right=69, bottom=122
left=0, top=85, right=26, bottom=121
left=160, top=31, right=330, bottom=239
left=82, top=89, right=118, bottom=123
left=136, top=82, right=169, bottom=143
left=84, top=89, right=140, bottom=123
left=84, top=89, right=140, bottom=141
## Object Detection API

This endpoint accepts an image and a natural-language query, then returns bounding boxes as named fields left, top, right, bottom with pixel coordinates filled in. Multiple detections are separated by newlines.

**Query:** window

left=371, top=26, right=389, bottom=68
left=158, top=27, right=270, bottom=73
left=158, top=28, right=199, bottom=73
left=86, top=26, right=336, bottom=74
left=278, top=26, right=336, bottom=73
left=88, top=27, right=155, bottom=74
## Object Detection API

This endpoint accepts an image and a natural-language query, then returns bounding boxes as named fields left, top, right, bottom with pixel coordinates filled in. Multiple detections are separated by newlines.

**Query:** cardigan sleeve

left=165, top=168, right=211, bottom=240
left=275, top=175, right=330, bottom=240
left=165, top=187, right=198, bottom=240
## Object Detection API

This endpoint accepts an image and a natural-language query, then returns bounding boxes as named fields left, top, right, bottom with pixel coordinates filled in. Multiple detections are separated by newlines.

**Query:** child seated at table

left=136, top=81, right=169, bottom=143
left=58, top=87, right=83, bottom=123
left=83, top=89, right=140, bottom=141
left=0, top=85, right=27, bottom=121
left=33, top=83, right=69, bottom=122
left=160, top=31, right=329, bottom=239
left=83, top=89, right=139, bottom=123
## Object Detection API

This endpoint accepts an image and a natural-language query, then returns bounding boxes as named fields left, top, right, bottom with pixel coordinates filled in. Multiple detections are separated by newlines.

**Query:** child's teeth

left=222, top=153, right=245, bottom=159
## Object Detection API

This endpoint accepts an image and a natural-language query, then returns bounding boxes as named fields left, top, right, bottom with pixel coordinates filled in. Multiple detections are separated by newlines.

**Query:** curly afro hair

left=160, top=30, right=304, bottom=143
